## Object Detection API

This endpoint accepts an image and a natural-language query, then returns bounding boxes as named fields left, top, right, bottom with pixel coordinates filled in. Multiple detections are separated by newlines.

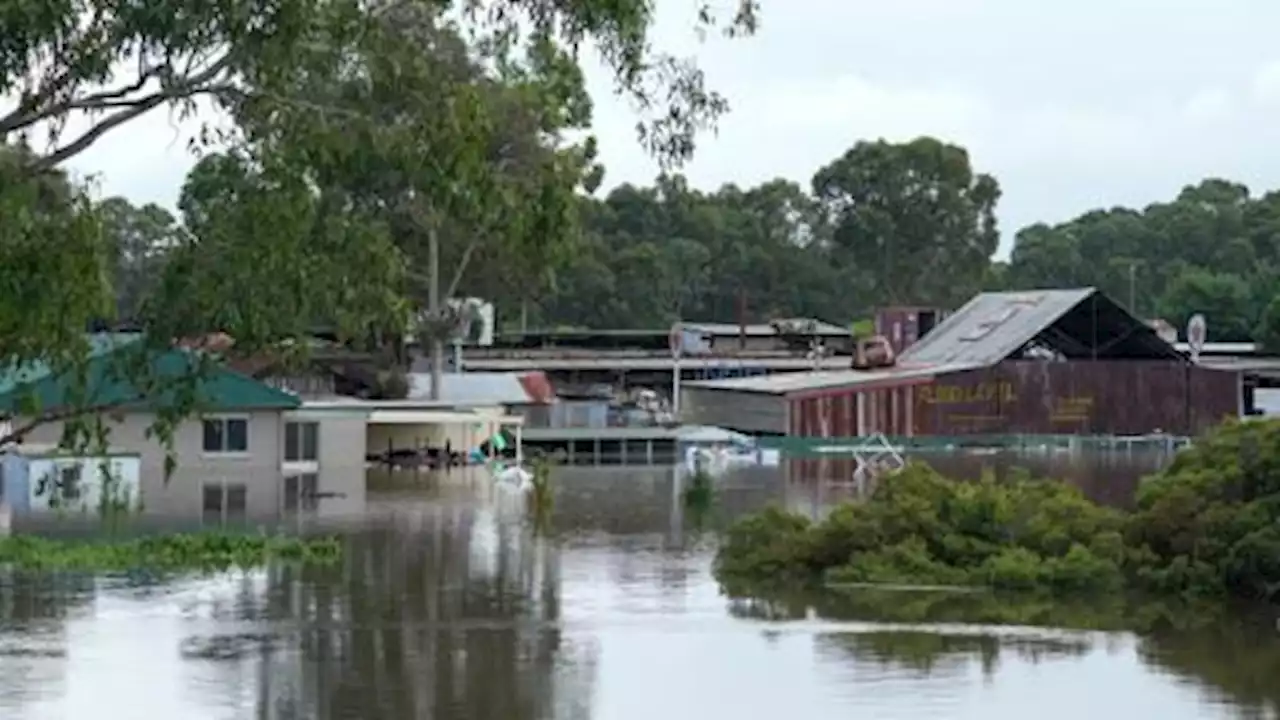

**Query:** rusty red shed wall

left=912, top=360, right=1238, bottom=436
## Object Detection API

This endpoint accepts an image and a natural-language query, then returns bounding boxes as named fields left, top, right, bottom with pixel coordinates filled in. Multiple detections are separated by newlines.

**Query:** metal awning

left=366, top=410, right=525, bottom=426
left=367, top=410, right=481, bottom=425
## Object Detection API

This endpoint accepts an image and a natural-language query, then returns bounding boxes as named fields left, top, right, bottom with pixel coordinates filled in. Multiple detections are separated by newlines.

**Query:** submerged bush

left=715, top=463, right=1125, bottom=594
left=0, top=533, right=343, bottom=572
left=717, top=419, right=1280, bottom=602
left=1126, top=418, right=1280, bottom=600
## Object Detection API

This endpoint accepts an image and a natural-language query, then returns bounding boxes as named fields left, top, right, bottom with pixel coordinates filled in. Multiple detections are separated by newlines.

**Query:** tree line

left=95, top=135, right=1280, bottom=346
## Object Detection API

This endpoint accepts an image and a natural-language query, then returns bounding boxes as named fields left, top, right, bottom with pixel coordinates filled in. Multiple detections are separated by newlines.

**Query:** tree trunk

left=429, top=222, right=443, bottom=400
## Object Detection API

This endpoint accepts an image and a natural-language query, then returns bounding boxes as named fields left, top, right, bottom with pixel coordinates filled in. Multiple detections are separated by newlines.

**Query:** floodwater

left=0, top=453, right=1277, bottom=720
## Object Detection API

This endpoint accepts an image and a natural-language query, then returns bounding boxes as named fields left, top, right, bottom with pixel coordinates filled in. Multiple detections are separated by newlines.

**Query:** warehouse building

left=681, top=288, right=1241, bottom=438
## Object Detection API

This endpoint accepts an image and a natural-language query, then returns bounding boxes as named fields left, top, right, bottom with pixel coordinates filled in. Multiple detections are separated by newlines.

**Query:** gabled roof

left=0, top=334, right=301, bottom=414
left=0, top=333, right=139, bottom=398
left=899, top=287, right=1183, bottom=366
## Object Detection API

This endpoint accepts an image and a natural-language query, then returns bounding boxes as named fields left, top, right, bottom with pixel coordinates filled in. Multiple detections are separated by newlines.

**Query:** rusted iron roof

left=899, top=287, right=1181, bottom=366
left=516, top=371, right=557, bottom=404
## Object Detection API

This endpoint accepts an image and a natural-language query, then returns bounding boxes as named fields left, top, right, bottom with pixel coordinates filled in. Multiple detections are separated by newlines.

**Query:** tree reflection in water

left=728, top=588, right=1280, bottom=717
left=247, top=504, right=596, bottom=720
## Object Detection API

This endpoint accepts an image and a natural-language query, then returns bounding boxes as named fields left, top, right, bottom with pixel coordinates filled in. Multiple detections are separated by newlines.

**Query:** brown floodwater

left=0, top=454, right=1276, bottom=720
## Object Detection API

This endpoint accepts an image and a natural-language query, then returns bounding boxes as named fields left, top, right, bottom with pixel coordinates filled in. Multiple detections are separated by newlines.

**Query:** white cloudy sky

left=54, top=0, right=1280, bottom=257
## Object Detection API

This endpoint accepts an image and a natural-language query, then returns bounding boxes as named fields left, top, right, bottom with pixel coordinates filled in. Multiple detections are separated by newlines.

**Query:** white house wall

left=283, top=409, right=368, bottom=517
left=20, top=411, right=284, bottom=517
left=24, top=455, right=141, bottom=513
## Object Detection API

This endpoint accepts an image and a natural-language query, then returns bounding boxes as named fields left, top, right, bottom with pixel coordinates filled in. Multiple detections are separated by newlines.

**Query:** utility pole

left=1129, top=263, right=1137, bottom=316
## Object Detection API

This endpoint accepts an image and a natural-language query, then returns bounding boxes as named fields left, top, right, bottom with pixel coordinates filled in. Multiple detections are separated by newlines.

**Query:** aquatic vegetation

left=684, top=468, right=715, bottom=508
left=715, top=463, right=1126, bottom=596
left=717, top=419, right=1280, bottom=602
left=682, top=468, right=717, bottom=532
left=526, top=453, right=556, bottom=529
left=0, top=533, right=343, bottom=572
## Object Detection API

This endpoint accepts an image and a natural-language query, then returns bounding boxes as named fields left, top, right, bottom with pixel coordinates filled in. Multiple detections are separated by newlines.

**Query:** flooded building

left=453, top=318, right=853, bottom=392
left=681, top=288, right=1241, bottom=438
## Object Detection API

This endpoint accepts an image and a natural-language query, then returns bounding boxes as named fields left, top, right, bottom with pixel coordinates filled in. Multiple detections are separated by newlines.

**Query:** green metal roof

left=0, top=333, right=300, bottom=414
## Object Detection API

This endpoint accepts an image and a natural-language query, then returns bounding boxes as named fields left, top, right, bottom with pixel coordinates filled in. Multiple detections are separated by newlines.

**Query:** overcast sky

left=54, top=0, right=1280, bottom=257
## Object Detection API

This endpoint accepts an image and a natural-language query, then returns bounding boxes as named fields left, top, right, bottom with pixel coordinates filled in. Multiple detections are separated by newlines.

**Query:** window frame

left=283, top=472, right=320, bottom=513
left=202, top=481, right=249, bottom=524
left=284, top=421, right=320, bottom=462
left=201, top=416, right=251, bottom=456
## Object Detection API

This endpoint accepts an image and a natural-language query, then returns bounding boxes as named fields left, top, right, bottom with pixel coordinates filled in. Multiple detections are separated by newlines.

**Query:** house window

left=202, top=417, right=249, bottom=454
left=284, top=422, right=319, bottom=462
left=202, top=482, right=248, bottom=524
left=283, top=473, right=319, bottom=512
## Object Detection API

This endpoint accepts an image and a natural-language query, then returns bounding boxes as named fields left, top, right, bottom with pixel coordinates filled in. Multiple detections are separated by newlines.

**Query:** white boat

left=679, top=425, right=780, bottom=476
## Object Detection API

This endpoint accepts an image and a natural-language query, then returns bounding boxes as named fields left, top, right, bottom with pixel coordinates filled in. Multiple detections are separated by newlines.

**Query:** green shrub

left=716, top=420, right=1280, bottom=601
left=713, top=506, right=814, bottom=593
left=715, top=461, right=1122, bottom=594
left=1126, top=418, right=1280, bottom=599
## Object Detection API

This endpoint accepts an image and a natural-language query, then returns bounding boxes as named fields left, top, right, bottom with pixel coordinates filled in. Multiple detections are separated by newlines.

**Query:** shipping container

left=874, top=306, right=947, bottom=355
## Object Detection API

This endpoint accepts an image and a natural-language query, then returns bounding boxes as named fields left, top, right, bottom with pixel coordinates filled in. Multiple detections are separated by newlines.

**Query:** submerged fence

left=755, top=433, right=1191, bottom=457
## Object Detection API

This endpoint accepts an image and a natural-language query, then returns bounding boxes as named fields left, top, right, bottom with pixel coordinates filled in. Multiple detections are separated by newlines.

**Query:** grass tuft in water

left=683, top=469, right=716, bottom=530
left=0, top=533, right=343, bottom=572
left=527, top=453, right=557, bottom=531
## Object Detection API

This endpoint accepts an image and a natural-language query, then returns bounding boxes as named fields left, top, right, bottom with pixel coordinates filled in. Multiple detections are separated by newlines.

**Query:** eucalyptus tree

left=0, top=0, right=759, bottom=445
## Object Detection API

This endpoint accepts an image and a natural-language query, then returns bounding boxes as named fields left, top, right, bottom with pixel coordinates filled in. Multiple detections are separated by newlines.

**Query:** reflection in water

left=786, top=448, right=1176, bottom=508
left=0, top=456, right=1273, bottom=719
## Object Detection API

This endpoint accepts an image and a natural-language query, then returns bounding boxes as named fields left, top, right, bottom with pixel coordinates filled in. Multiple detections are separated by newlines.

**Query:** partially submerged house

left=0, top=335, right=561, bottom=519
left=681, top=288, right=1240, bottom=438
left=0, top=334, right=303, bottom=519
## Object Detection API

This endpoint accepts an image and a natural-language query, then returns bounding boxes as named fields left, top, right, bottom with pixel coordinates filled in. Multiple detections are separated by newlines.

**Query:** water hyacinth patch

left=0, top=533, right=343, bottom=572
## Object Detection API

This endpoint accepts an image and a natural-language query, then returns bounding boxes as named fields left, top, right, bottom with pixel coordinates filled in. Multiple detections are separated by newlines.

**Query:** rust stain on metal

left=912, top=361, right=1237, bottom=436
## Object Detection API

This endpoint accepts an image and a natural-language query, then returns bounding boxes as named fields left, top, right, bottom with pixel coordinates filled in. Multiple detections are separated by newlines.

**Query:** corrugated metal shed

left=899, top=288, right=1094, bottom=365
left=899, top=287, right=1181, bottom=366
left=408, top=372, right=534, bottom=406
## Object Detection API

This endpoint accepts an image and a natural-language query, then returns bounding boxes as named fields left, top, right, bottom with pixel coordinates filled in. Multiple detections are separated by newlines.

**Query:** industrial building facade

left=682, top=288, right=1241, bottom=438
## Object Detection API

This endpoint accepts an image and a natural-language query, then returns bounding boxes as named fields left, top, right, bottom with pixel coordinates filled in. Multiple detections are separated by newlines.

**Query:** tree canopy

left=0, top=0, right=759, bottom=447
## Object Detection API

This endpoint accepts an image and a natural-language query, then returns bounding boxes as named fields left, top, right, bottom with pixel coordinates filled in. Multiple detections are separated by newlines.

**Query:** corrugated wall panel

left=912, top=361, right=1239, bottom=436
left=680, top=387, right=787, bottom=434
